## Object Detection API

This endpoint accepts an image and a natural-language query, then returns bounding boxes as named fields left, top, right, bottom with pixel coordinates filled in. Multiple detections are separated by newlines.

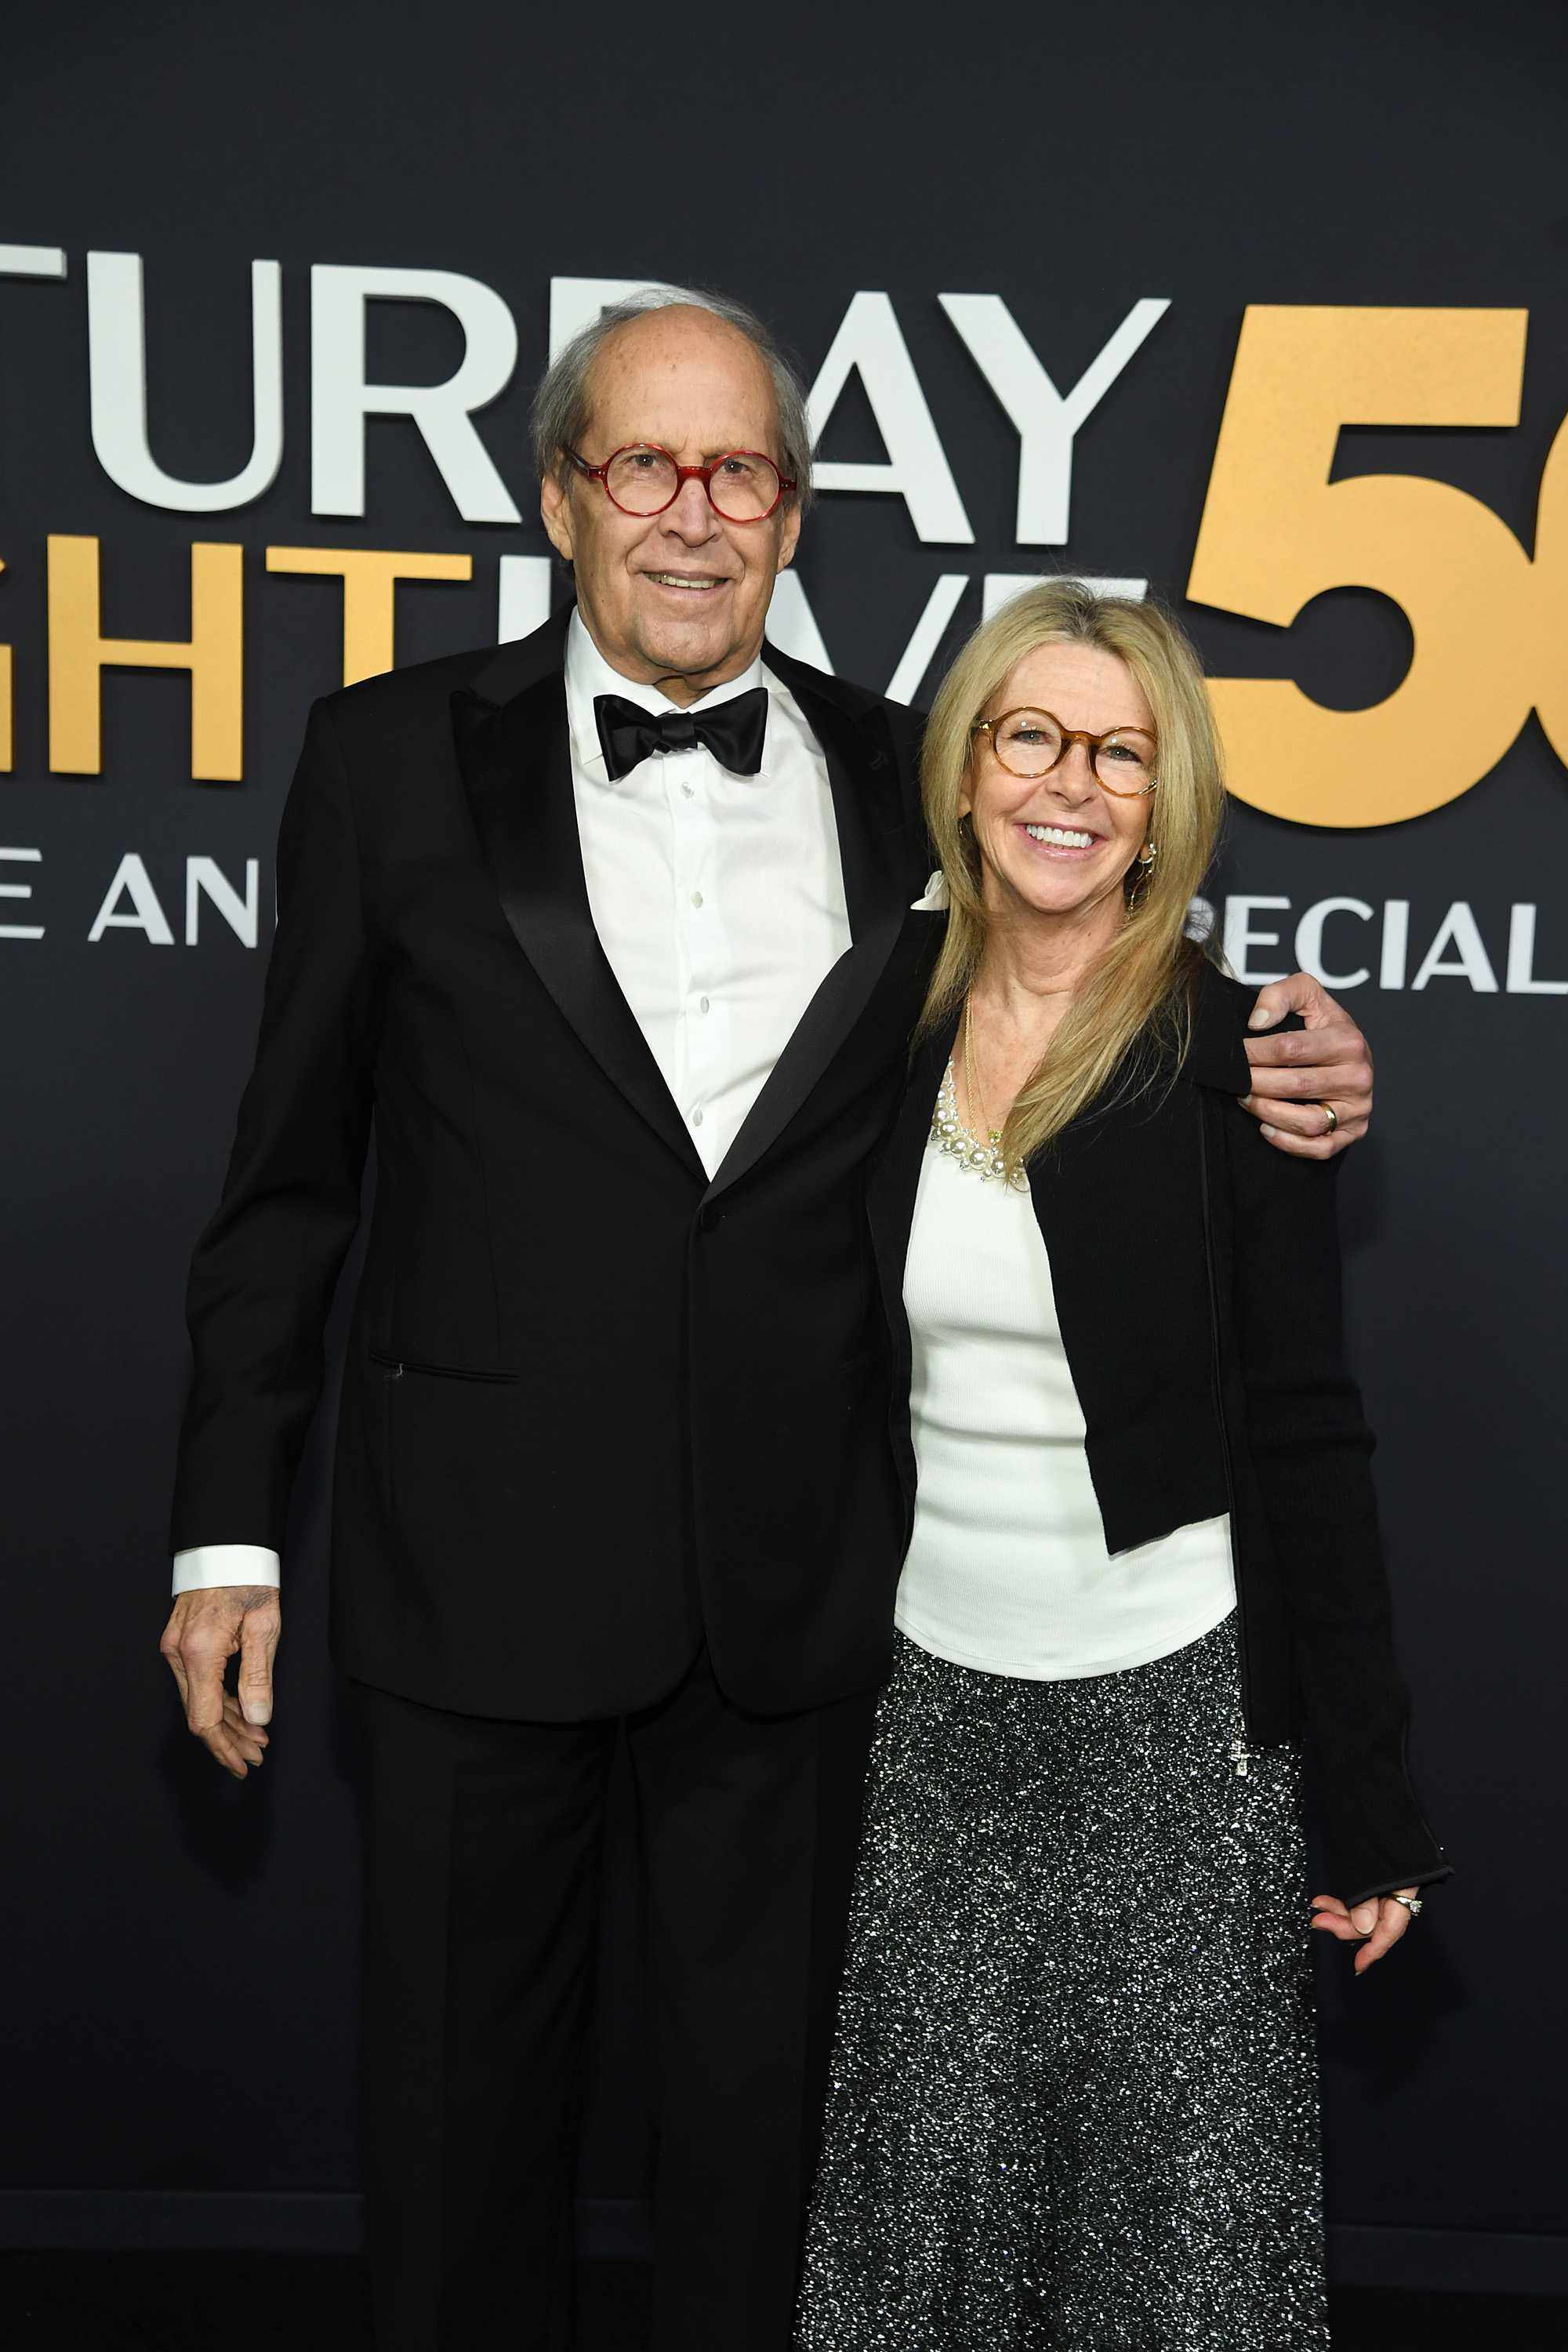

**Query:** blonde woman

left=794, top=583, right=1449, bottom=2350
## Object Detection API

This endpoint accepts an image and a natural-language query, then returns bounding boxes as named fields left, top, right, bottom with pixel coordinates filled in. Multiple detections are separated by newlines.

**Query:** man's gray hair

left=530, top=286, right=815, bottom=514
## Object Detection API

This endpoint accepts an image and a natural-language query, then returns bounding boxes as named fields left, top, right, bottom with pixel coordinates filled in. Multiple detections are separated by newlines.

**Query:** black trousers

left=355, top=1650, right=880, bottom=2352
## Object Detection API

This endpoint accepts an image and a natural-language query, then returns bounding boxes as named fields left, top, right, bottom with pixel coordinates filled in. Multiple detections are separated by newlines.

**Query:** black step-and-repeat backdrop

left=4, top=0, right=1565, bottom=2290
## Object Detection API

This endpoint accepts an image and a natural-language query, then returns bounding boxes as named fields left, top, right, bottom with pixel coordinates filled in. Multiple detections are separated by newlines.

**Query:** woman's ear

left=957, top=738, right=979, bottom=818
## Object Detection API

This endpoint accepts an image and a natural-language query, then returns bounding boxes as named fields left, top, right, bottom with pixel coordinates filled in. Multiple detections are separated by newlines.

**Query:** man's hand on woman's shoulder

left=1238, top=973, right=1373, bottom=1160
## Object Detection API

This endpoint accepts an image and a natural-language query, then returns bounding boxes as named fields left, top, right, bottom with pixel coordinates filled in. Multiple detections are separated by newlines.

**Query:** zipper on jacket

left=1196, top=1100, right=1255, bottom=1758
left=368, top=1348, right=520, bottom=1385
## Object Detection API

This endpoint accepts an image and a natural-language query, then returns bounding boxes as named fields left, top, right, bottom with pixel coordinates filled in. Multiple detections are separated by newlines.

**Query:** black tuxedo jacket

left=172, top=607, right=938, bottom=1721
left=868, top=959, right=1450, bottom=1906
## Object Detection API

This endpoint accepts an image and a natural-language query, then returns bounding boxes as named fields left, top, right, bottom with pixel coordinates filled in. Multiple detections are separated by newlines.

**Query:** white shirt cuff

left=172, top=1544, right=282, bottom=1595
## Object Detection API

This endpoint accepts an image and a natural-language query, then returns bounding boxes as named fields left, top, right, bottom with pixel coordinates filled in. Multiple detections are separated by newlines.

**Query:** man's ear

left=775, top=499, right=802, bottom=575
left=540, top=466, right=575, bottom=563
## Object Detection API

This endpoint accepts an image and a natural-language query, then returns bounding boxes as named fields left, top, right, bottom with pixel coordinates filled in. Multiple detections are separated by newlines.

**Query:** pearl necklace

left=928, top=1057, right=1025, bottom=1188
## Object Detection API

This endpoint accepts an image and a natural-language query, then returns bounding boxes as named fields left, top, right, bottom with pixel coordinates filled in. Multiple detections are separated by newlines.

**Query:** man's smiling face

left=539, top=304, right=801, bottom=707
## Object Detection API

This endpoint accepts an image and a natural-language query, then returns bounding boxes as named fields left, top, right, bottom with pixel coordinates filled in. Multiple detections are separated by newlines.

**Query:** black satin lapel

left=703, top=906, right=929, bottom=1205
left=451, top=677, right=706, bottom=1180
left=869, top=1020, right=955, bottom=1330
left=798, top=684, right=907, bottom=941
left=697, top=670, right=921, bottom=1202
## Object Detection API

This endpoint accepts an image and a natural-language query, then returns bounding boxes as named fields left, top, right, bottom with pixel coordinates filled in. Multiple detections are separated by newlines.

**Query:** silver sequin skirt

left=796, top=1613, right=1329, bottom=2350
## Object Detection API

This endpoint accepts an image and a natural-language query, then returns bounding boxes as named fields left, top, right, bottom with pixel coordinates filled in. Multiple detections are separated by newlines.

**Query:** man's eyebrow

left=631, top=441, right=771, bottom=463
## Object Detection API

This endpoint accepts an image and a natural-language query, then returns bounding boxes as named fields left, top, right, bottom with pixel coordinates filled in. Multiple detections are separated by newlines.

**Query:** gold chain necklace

left=927, top=1001, right=1023, bottom=1187
left=963, top=1002, right=1003, bottom=1156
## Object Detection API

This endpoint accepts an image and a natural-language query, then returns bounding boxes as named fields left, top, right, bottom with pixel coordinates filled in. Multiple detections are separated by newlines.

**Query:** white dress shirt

left=893, top=1130, right=1236, bottom=1680
left=172, top=612, right=849, bottom=1594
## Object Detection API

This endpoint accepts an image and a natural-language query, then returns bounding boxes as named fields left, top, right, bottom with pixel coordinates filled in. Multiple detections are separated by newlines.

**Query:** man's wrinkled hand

left=159, top=1585, right=280, bottom=1780
left=1240, top=972, right=1373, bottom=1159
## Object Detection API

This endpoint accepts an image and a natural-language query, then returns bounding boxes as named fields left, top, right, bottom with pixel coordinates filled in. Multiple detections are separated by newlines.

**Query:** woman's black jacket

left=866, top=953, right=1450, bottom=1909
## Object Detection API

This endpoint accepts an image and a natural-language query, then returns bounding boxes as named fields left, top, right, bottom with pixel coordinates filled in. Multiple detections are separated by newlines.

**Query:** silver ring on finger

left=1319, top=1100, right=1339, bottom=1135
left=1390, top=1892, right=1423, bottom=1917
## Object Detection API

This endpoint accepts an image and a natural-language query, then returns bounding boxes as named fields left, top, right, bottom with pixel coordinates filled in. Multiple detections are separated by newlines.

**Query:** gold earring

left=1126, top=840, right=1157, bottom=909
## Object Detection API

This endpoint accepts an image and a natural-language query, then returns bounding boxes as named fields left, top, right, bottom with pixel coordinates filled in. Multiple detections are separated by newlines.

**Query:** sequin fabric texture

left=796, top=1614, right=1329, bottom=2350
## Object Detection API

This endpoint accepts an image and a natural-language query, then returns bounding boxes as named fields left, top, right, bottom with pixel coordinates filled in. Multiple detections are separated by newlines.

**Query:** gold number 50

left=1187, top=306, right=1568, bottom=828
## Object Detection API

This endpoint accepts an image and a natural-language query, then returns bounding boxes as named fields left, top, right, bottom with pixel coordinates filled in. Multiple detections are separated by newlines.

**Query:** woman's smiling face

left=962, top=639, right=1155, bottom=930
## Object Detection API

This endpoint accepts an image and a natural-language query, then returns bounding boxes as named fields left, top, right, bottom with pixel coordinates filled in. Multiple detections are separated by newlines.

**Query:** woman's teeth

left=1024, top=824, right=1095, bottom=848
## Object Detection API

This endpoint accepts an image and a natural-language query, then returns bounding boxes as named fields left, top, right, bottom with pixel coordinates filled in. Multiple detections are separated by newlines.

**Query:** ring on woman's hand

left=1390, top=1892, right=1423, bottom=1917
left=1319, top=1102, right=1339, bottom=1135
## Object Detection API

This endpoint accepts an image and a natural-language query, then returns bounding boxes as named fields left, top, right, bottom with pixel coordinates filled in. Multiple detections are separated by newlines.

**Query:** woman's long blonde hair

left=919, top=579, right=1225, bottom=1165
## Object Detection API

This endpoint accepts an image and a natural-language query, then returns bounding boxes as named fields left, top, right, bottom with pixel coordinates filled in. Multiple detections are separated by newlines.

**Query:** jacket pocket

left=370, top=1348, right=530, bottom=1554
left=368, top=1348, right=521, bottom=1385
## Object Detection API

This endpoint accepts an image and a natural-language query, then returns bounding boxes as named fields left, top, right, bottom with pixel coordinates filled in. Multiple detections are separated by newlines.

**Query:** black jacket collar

left=467, top=601, right=574, bottom=709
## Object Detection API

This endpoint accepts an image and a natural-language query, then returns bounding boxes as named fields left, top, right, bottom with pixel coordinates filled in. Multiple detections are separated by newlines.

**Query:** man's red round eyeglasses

left=566, top=442, right=795, bottom=524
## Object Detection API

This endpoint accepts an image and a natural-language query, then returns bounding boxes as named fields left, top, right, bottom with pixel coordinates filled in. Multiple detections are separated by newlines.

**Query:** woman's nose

left=1051, top=745, right=1102, bottom=800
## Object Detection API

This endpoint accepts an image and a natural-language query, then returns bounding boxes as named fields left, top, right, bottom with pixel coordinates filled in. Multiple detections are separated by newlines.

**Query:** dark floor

left=5, top=2255, right=1567, bottom=2350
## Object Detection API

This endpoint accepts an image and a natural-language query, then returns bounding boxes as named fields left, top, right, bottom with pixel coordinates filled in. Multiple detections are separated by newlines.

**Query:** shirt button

left=699, top=996, right=710, bottom=1014
left=690, top=890, right=704, bottom=909
left=681, top=782, right=695, bottom=799
left=691, top=1107, right=705, bottom=1127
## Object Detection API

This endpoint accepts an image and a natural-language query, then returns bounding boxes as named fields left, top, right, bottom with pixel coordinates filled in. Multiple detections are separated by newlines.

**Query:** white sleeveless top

left=893, top=1133, right=1236, bottom=1682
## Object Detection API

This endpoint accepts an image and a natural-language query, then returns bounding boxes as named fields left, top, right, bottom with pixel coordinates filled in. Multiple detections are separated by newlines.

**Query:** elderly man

left=160, top=289, right=1372, bottom=2351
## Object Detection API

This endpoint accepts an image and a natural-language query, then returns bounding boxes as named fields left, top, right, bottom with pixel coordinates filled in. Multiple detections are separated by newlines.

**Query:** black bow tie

left=593, top=687, right=768, bottom=783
